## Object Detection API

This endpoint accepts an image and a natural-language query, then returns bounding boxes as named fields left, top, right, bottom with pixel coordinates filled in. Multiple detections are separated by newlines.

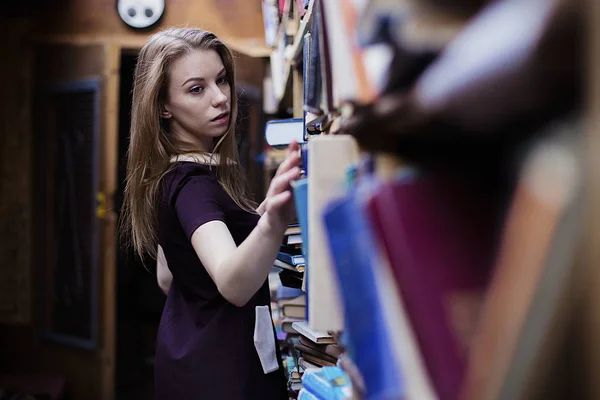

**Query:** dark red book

left=366, top=170, right=500, bottom=400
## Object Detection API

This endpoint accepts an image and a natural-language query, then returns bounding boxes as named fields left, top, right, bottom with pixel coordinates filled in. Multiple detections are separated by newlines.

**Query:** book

left=262, top=0, right=280, bottom=47
left=298, top=388, right=320, bottom=400
left=274, top=259, right=302, bottom=273
left=299, top=335, right=344, bottom=360
left=277, top=285, right=305, bottom=300
left=314, top=0, right=334, bottom=113
left=292, top=178, right=310, bottom=267
left=321, top=0, right=375, bottom=105
left=301, top=366, right=353, bottom=400
left=279, top=269, right=304, bottom=289
left=299, top=357, right=321, bottom=371
left=461, top=119, right=583, bottom=400
left=366, top=169, right=499, bottom=400
left=285, top=225, right=302, bottom=235
left=282, top=317, right=304, bottom=334
left=280, top=294, right=307, bottom=319
left=304, top=4, right=323, bottom=114
left=307, top=135, right=359, bottom=332
left=302, top=353, right=336, bottom=368
left=292, top=321, right=336, bottom=344
left=265, top=118, right=306, bottom=148
left=278, top=252, right=306, bottom=266
left=367, top=201, right=438, bottom=400
left=286, top=234, right=303, bottom=245
left=323, top=188, right=404, bottom=400
left=295, top=343, right=338, bottom=365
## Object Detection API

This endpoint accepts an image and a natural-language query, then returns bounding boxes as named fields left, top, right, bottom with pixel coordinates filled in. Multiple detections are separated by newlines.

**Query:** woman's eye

left=189, top=86, right=203, bottom=94
left=217, top=77, right=228, bottom=85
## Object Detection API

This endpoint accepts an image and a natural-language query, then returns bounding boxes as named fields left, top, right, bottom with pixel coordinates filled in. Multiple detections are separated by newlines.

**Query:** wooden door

left=32, top=42, right=119, bottom=400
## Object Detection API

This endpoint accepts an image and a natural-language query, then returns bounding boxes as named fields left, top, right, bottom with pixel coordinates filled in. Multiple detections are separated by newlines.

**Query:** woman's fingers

left=274, top=141, right=301, bottom=176
left=288, top=140, right=300, bottom=154
left=267, top=190, right=292, bottom=211
left=269, top=166, right=301, bottom=196
left=338, top=354, right=366, bottom=395
left=265, top=142, right=301, bottom=203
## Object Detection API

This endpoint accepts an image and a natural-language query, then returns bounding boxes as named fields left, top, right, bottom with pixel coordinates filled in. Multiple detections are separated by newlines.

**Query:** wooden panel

left=292, top=67, right=304, bottom=118
left=37, top=0, right=266, bottom=43
left=99, top=41, right=120, bottom=400
left=30, top=42, right=114, bottom=400
left=0, top=17, right=34, bottom=325
left=35, top=45, right=105, bottom=85
left=235, top=53, right=266, bottom=89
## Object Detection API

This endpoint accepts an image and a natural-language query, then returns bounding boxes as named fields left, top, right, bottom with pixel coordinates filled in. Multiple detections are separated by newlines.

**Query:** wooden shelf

left=286, top=0, right=315, bottom=65
left=270, top=0, right=315, bottom=111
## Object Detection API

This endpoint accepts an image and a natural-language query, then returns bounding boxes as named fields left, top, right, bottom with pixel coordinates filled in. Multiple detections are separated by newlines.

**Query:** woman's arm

left=156, top=245, right=172, bottom=295
left=191, top=143, right=301, bottom=307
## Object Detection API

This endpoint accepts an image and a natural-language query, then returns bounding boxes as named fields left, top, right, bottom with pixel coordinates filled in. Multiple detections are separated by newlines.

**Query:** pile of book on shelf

left=285, top=321, right=349, bottom=399
left=275, top=223, right=305, bottom=290
left=269, top=221, right=353, bottom=399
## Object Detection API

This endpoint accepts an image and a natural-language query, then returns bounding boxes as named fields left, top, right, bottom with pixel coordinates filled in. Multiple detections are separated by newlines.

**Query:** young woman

left=121, top=27, right=300, bottom=399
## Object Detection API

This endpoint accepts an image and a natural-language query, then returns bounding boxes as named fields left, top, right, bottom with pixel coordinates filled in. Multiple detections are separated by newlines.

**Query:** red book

left=366, top=171, right=500, bottom=400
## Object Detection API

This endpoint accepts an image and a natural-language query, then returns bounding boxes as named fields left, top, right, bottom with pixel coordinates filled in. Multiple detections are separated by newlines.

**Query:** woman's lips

left=212, top=112, right=230, bottom=125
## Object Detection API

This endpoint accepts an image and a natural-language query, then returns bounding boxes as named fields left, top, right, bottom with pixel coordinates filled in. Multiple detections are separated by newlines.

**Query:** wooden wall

left=0, top=0, right=266, bottom=323
left=0, top=17, right=34, bottom=326
left=40, top=0, right=265, bottom=40
left=36, top=0, right=267, bottom=89
left=0, top=1, right=266, bottom=398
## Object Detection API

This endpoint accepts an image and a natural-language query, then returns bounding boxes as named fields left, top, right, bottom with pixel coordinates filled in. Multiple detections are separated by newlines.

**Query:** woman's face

left=162, top=48, right=231, bottom=151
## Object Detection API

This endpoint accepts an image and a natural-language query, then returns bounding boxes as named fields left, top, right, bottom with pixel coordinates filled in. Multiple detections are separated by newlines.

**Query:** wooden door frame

left=99, top=40, right=120, bottom=400
left=31, top=36, right=122, bottom=400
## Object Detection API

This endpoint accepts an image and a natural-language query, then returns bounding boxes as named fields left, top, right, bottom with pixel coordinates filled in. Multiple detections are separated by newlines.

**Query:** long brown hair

left=121, top=27, right=256, bottom=261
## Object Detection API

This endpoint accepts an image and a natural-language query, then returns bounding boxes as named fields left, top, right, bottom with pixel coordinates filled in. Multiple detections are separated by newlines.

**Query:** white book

left=307, top=135, right=359, bottom=332
left=292, top=321, right=336, bottom=344
left=265, top=118, right=305, bottom=148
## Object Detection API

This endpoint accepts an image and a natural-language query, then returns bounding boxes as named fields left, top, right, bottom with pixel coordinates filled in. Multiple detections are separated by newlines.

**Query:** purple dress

left=154, top=162, right=287, bottom=399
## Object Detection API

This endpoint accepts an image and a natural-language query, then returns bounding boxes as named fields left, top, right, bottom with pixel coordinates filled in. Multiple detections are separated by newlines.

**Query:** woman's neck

left=169, top=125, right=213, bottom=153
left=170, top=152, right=221, bottom=165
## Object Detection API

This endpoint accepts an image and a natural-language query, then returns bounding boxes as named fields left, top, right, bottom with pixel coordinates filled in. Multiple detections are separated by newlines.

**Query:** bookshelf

left=261, top=0, right=590, bottom=399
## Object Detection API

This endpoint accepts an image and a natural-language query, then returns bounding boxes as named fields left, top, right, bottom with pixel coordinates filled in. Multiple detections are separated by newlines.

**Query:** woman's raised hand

left=261, top=141, right=302, bottom=231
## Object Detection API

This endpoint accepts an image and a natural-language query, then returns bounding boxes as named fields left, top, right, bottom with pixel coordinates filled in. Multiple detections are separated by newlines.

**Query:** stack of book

left=275, top=223, right=305, bottom=290
left=273, top=285, right=305, bottom=341
left=291, top=321, right=340, bottom=368
left=285, top=321, right=350, bottom=398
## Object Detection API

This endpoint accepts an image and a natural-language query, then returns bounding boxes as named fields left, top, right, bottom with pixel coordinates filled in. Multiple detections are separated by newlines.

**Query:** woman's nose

left=211, top=86, right=228, bottom=107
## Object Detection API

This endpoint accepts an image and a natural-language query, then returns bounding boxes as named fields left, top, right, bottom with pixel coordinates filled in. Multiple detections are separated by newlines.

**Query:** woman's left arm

left=157, top=245, right=172, bottom=295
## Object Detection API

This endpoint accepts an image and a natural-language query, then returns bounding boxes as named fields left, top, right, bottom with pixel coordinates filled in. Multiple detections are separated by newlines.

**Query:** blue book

left=301, top=143, right=309, bottom=176
left=277, top=252, right=306, bottom=266
left=302, top=366, right=353, bottom=400
left=322, top=191, right=404, bottom=400
left=298, top=389, right=321, bottom=400
left=291, top=178, right=309, bottom=319
left=292, top=178, right=309, bottom=263
left=276, top=285, right=304, bottom=300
